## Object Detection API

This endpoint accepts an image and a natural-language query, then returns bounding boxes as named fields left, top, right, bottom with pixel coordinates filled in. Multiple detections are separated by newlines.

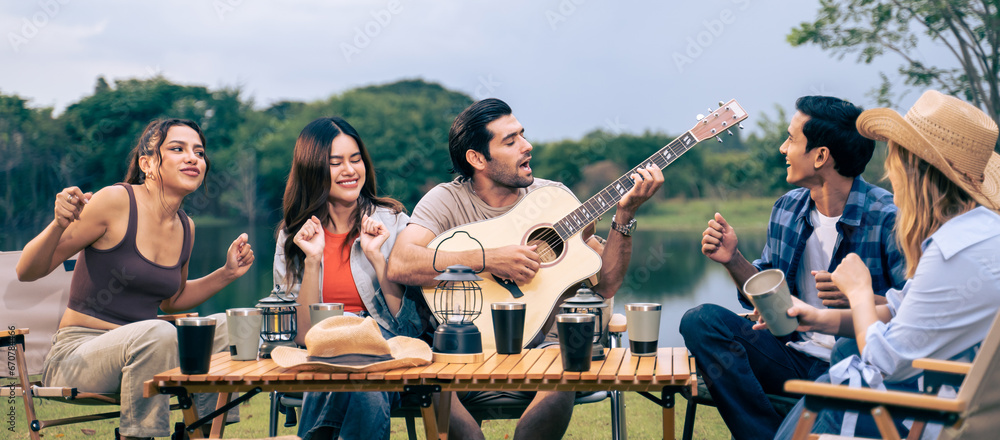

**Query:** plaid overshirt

left=741, top=176, right=908, bottom=309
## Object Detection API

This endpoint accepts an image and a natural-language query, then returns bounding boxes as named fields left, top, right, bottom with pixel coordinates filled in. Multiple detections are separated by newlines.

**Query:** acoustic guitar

left=423, top=99, right=749, bottom=352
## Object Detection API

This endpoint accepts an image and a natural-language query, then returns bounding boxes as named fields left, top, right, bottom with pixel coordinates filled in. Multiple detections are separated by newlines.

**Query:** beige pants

left=42, top=313, right=230, bottom=438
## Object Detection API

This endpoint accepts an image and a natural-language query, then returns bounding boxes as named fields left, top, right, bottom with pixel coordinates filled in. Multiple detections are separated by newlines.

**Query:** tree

left=789, top=0, right=1000, bottom=149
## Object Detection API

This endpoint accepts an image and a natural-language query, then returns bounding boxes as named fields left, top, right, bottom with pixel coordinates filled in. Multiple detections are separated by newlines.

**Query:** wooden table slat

left=240, top=360, right=281, bottom=382
left=617, top=351, right=640, bottom=381
left=489, top=352, right=527, bottom=379
left=403, top=363, right=435, bottom=380
left=454, top=352, right=495, bottom=380
left=262, top=364, right=293, bottom=381
left=543, top=350, right=568, bottom=380
left=201, top=353, right=237, bottom=380
left=472, top=354, right=509, bottom=380
left=383, top=365, right=413, bottom=381
left=598, top=348, right=628, bottom=381
left=581, top=351, right=606, bottom=381
left=526, top=349, right=560, bottom=380
left=223, top=361, right=275, bottom=381
left=154, top=366, right=184, bottom=381
left=419, top=362, right=451, bottom=379
left=507, top=349, right=545, bottom=380
left=636, top=356, right=656, bottom=381
left=435, top=363, right=467, bottom=380
left=653, top=348, right=673, bottom=381
left=671, top=347, right=690, bottom=380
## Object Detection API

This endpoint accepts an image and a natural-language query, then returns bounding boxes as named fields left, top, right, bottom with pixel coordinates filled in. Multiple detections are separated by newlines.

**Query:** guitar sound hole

left=526, top=227, right=564, bottom=263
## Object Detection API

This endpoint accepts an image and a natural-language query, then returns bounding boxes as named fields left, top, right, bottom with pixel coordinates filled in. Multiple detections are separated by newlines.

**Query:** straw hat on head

left=272, top=315, right=431, bottom=372
left=855, top=89, right=1000, bottom=210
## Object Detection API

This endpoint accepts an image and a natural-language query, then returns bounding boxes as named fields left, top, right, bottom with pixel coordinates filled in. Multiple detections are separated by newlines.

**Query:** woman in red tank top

left=274, top=117, right=428, bottom=440
left=15, top=119, right=255, bottom=440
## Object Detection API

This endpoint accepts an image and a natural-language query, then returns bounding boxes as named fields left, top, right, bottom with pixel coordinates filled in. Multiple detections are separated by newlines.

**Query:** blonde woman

left=768, top=90, right=1000, bottom=438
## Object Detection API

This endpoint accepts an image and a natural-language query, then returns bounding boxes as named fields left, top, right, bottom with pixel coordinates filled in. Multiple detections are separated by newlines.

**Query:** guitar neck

left=552, top=130, right=699, bottom=239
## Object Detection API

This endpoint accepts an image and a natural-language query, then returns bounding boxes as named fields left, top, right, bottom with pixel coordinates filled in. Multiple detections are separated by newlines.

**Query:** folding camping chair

left=783, top=309, right=1000, bottom=439
left=1, top=250, right=196, bottom=440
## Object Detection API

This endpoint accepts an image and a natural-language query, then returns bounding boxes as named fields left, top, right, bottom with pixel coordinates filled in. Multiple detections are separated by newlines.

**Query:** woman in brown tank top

left=15, top=118, right=255, bottom=439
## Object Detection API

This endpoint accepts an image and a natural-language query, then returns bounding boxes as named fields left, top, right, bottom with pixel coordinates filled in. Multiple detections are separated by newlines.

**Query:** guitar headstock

left=689, top=99, right=748, bottom=143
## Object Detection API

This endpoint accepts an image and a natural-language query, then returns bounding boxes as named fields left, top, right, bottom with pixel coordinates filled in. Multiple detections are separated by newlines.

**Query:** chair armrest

left=8, top=328, right=29, bottom=337
left=913, top=358, right=971, bottom=376
left=784, top=380, right=966, bottom=413
left=608, top=313, right=626, bottom=334
left=738, top=312, right=759, bottom=322
left=157, top=313, right=199, bottom=323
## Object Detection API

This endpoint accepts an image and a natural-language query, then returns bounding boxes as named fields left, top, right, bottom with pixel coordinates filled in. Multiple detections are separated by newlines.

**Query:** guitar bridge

left=492, top=274, right=524, bottom=298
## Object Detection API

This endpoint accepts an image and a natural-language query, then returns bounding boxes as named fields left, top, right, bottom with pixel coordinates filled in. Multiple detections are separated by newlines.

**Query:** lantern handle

left=432, top=231, right=486, bottom=274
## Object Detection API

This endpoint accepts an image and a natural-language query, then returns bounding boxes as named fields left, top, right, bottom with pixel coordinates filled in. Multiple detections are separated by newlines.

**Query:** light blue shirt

left=861, top=206, right=1000, bottom=383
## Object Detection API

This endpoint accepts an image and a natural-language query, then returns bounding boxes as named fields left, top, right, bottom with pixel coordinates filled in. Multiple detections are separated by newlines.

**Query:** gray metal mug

left=743, top=269, right=798, bottom=337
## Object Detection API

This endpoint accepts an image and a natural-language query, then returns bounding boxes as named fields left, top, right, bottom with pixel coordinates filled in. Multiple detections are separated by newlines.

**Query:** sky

left=1, top=1, right=958, bottom=142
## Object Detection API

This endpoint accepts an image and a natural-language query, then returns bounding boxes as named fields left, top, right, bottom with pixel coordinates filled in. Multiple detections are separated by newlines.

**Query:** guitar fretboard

left=552, top=131, right=698, bottom=239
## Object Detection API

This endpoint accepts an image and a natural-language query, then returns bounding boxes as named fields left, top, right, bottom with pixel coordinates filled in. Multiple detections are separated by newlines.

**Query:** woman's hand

left=54, top=187, right=92, bottom=228
left=359, top=214, right=390, bottom=264
left=293, top=216, right=326, bottom=259
left=752, top=296, right=835, bottom=334
left=831, top=253, right=875, bottom=305
left=224, top=233, right=254, bottom=279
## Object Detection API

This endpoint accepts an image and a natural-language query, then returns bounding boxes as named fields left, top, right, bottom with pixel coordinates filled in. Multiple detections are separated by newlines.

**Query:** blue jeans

left=297, top=315, right=401, bottom=440
left=297, top=391, right=401, bottom=440
left=679, top=304, right=829, bottom=440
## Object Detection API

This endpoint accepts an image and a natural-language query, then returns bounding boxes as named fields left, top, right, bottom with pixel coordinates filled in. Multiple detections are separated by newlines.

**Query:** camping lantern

left=560, top=284, right=608, bottom=360
left=431, top=265, right=485, bottom=363
left=256, top=285, right=299, bottom=359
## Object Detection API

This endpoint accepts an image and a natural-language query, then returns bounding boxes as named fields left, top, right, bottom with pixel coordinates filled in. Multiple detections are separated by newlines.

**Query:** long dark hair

left=279, top=117, right=404, bottom=284
left=125, top=118, right=209, bottom=184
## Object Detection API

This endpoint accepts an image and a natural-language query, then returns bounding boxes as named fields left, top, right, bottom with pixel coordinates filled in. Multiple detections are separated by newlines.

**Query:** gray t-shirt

left=409, top=177, right=570, bottom=235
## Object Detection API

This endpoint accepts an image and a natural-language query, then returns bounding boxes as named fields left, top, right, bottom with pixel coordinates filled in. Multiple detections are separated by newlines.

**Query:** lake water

left=184, top=225, right=767, bottom=348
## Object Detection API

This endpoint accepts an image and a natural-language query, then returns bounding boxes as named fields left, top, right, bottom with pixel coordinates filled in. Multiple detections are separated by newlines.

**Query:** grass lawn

left=6, top=388, right=730, bottom=439
left=632, top=197, right=774, bottom=232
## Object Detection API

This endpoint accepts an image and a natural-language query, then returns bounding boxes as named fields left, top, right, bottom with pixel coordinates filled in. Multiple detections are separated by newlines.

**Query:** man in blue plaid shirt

left=680, top=96, right=907, bottom=440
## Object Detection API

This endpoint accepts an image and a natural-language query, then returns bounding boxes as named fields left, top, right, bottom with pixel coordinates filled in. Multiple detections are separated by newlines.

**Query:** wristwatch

left=610, top=215, right=637, bottom=237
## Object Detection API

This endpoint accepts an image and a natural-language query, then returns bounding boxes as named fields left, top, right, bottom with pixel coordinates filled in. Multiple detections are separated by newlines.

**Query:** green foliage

left=789, top=0, right=1000, bottom=149
left=2, top=76, right=803, bottom=248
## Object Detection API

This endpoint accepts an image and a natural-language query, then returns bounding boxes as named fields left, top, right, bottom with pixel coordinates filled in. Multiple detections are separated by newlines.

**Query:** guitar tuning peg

left=738, top=123, right=745, bottom=129
left=696, top=114, right=705, bottom=121
left=716, top=136, right=723, bottom=143
left=718, top=101, right=725, bottom=107
left=727, top=130, right=734, bottom=136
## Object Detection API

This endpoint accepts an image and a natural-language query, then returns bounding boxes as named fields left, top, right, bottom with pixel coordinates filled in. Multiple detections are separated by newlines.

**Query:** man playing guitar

left=387, top=98, right=663, bottom=440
